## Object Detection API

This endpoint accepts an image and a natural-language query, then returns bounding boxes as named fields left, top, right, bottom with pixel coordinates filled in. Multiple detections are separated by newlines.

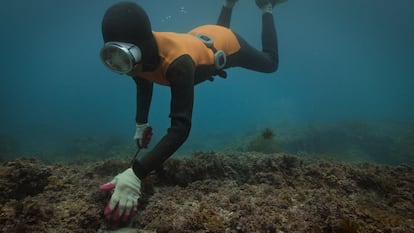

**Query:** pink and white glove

left=134, top=123, right=153, bottom=148
left=100, top=168, right=141, bottom=221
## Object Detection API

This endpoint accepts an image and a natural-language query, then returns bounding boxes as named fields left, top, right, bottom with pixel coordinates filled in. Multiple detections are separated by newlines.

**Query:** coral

left=93, top=158, right=130, bottom=177
left=192, top=202, right=225, bottom=233
left=0, top=158, right=51, bottom=202
left=0, top=158, right=108, bottom=233
left=1, top=152, right=414, bottom=232
left=229, top=202, right=281, bottom=233
left=158, top=152, right=236, bottom=186
left=0, top=198, right=53, bottom=233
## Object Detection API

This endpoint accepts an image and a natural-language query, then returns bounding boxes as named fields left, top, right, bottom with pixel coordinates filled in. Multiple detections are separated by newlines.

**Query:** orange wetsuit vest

left=139, top=25, right=241, bottom=85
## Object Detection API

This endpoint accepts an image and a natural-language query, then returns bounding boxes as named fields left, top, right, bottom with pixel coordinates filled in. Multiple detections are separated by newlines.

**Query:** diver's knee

left=181, top=125, right=191, bottom=141
left=264, top=60, right=278, bottom=73
left=173, top=124, right=191, bottom=144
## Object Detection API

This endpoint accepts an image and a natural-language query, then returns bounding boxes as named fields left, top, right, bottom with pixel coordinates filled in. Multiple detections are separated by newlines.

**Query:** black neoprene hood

left=101, top=1, right=159, bottom=71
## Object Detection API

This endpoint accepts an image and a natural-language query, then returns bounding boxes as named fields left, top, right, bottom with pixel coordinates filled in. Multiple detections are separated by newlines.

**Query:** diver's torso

left=139, top=25, right=241, bottom=85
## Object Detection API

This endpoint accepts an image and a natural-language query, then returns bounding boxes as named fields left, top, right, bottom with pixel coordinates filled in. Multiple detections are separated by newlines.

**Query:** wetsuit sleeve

left=132, top=76, right=153, bottom=124
left=133, top=55, right=195, bottom=179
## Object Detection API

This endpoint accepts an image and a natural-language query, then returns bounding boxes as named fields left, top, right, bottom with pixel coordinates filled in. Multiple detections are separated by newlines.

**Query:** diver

left=99, top=0, right=285, bottom=221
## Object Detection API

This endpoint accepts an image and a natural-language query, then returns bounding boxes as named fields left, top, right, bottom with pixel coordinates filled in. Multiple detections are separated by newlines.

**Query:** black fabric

left=261, top=13, right=278, bottom=66
left=132, top=160, right=147, bottom=179
left=133, top=55, right=195, bottom=178
left=102, top=2, right=152, bottom=44
left=215, top=6, right=279, bottom=73
left=226, top=33, right=278, bottom=73
left=133, top=77, right=153, bottom=124
left=216, top=6, right=233, bottom=28
left=101, top=2, right=160, bottom=71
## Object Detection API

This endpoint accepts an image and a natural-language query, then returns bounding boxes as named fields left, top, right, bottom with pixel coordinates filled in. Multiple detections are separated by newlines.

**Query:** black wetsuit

left=132, top=7, right=279, bottom=179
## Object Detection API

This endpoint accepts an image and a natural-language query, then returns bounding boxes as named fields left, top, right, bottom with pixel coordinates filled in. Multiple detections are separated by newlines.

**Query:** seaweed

left=247, top=128, right=283, bottom=154
left=262, top=128, right=276, bottom=139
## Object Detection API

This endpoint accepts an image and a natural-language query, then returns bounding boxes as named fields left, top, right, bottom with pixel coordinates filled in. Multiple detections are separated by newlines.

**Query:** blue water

left=1, top=0, right=413, bottom=160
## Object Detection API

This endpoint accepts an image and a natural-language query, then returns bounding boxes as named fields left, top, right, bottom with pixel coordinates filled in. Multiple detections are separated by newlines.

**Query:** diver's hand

left=100, top=168, right=141, bottom=221
left=134, top=123, right=153, bottom=148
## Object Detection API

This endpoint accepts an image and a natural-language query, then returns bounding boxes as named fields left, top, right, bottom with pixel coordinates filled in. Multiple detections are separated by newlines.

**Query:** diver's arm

left=132, top=76, right=153, bottom=124
left=132, top=55, right=195, bottom=179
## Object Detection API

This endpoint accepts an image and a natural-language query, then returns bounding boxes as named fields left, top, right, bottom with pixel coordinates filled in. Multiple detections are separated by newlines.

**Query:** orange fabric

left=188, top=25, right=241, bottom=56
left=139, top=25, right=240, bottom=86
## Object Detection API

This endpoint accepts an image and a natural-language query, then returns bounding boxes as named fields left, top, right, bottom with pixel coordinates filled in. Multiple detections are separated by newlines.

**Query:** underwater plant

left=262, top=128, right=275, bottom=139
left=246, top=128, right=283, bottom=154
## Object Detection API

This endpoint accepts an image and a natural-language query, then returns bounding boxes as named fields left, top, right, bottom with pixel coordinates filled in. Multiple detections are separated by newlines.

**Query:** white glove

left=100, top=168, right=141, bottom=221
left=134, top=123, right=153, bottom=148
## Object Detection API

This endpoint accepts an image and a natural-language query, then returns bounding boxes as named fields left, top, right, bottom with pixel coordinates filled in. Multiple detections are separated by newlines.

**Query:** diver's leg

left=226, top=13, right=279, bottom=72
left=217, top=0, right=238, bottom=28
left=261, top=12, right=278, bottom=64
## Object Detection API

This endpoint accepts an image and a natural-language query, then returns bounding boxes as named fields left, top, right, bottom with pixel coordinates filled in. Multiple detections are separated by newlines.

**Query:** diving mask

left=100, top=42, right=142, bottom=74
